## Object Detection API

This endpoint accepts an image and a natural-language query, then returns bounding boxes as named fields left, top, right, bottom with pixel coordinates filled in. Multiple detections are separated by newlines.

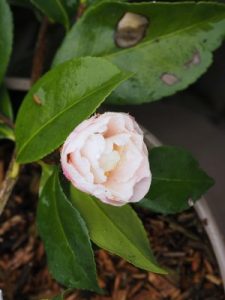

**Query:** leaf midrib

left=17, top=74, right=121, bottom=158
left=153, top=176, right=211, bottom=184
left=84, top=195, right=162, bottom=272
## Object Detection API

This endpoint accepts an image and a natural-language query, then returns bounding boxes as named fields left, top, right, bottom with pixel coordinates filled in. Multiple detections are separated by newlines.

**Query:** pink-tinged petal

left=128, top=154, right=151, bottom=202
left=81, top=133, right=105, bottom=160
left=81, top=134, right=106, bottom=183
left=61, top=151, right=91, bottom=194
left=129, top=177, right=151, bottom=203
left=69, top=151, right=93, bottom=183
left=96, top=197, right=125, bottom=206
left=105, top=177, right=135, bottom=202
left=110, top=140, right=143, bottom=183
left=130, top=133, right=144, bottom=151
left=105, top=133, right=130, bottom=150
left=133, top=150, right=151, bottom=183
left=64, top=116, right=110, bottom=153
left=104, top=113, right=126, bottom=136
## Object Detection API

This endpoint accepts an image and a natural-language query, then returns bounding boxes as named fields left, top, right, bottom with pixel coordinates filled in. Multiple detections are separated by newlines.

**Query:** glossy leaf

left=0, top=0, right=13, bottom=83
left=37, top=168, right=100, bottom=292
left=54, top=1, right=225, bottom=104
left=139, top=146, right=214, bottom=214
left=15, top=57, right=129, bottom=163
left=71, top=187, right=166, bottom=274
left=31, top=0, right=68, bottom=29
left=0, top=86, right=14, bottom=140
left=0, top=86, right=13, bottom=119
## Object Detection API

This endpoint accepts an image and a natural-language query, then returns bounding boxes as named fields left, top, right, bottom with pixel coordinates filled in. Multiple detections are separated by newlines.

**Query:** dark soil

left=0, top=146, right=224, bottom=300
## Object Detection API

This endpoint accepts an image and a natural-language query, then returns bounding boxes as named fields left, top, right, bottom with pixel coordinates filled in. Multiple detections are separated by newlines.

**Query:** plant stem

left=0, top=150, right=20, bottom=216
left=76, top=2, right=86, bottom=19
left=0, top=19, right=49, bottom=216
left=31, top=17, right=49, bottom=84
left=0, top=112, right=14, bottom=129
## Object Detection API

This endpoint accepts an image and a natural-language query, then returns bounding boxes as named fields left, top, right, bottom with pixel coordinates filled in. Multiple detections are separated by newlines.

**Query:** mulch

left=0, top=145, right=224, bottom=300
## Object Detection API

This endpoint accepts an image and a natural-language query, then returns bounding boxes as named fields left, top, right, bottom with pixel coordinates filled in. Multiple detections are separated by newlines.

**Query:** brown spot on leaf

left=33, top=94, right=42, bottom=105
left=115, top=12, right=149, bottom=48
left=161, top=73, right=180, bottom=86
left=185, top=51, right=201, bottom=68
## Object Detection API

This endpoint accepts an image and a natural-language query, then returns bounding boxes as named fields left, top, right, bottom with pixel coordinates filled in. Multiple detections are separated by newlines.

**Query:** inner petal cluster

left=80, top=131, right=129, bottom=184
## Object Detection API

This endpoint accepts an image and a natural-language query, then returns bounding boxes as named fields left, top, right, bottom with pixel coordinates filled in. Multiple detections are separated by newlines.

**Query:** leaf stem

left=76, top=2, right=86, bottom=19
left=0, top=150, right=20, bottom=215
left=0, top=112, right=14, bottom=129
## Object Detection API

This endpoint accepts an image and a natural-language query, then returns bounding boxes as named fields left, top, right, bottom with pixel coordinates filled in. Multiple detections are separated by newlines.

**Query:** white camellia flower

left=61, top=112, right=151, bottom=206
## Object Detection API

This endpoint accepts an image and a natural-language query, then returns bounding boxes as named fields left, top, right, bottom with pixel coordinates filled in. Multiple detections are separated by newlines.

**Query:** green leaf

left=0, top=0, right=13, bottom=83
left=70, top=187, right=166, bottom=274
left=0, top=86, right=14, bottom=140
left=31, top=0, right=70, bottom=30
left=39, top=162, right=54, bottom=195
left=31, top=0, right=78, bottom=29
left=0, top=86, right=13, bottom=120
left=37, top=168, right=100, bottom=292
left=53, top=1, right=225, bottom=104
left=0, top=124, right=14, bottom=140
left=61, top=0, right=79, bottom=19
left=15, top=57, right=129, bottom=163
left=139, top=146, right=214, bottom=214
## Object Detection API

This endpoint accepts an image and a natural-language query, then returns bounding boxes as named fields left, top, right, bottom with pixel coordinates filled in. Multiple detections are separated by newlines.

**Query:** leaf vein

left=17, top=75, right=121, bottom=158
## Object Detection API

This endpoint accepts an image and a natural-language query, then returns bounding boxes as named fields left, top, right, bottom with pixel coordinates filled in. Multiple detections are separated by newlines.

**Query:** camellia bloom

left=61, top=112, right=151, bottom=206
